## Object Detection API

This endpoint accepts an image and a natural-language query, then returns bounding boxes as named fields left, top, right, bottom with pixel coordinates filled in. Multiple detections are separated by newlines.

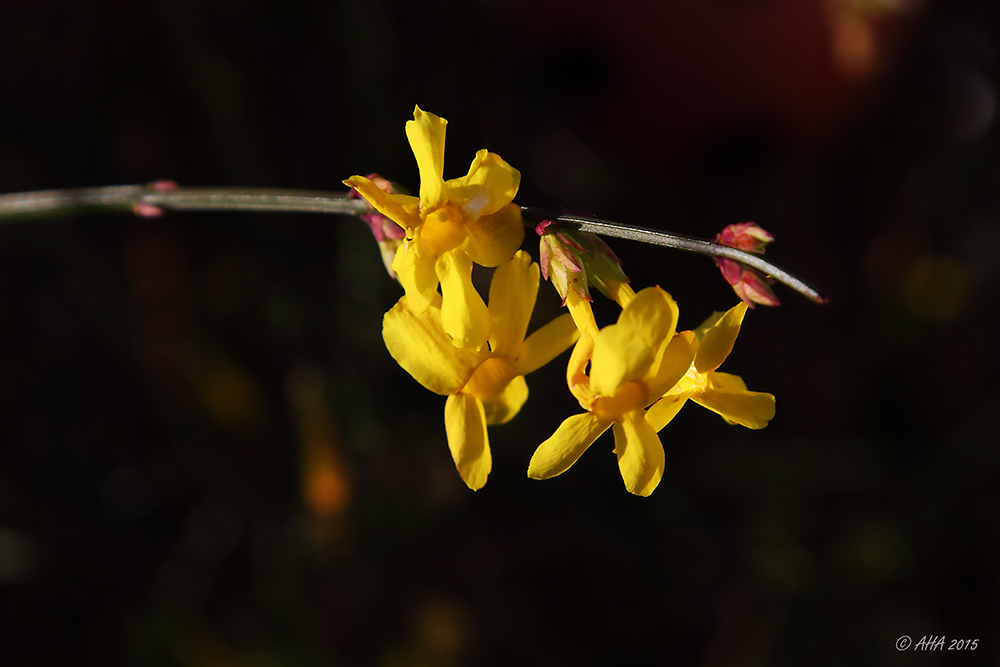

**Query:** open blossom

left=345, top=106, right=525, bottom=349
left=527, top=287, right=695, bottom=496
left=645, top=302, right=775, bottom=432
left=383, top=251, right=579, bottom=490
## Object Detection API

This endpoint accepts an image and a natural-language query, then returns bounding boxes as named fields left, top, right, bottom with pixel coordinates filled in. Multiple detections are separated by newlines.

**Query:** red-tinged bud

left=537, top=220, right=629, bottom=308
left=535, top=220, right=629, bottom=301
left=133, top=202, right=165, bottom=218
left=133, top=181, right=179, bottom=217
left=348, top=173, right=406, bottom=277
left=716, top=222, right=774, bottom=254
left=534, top=219, right=558, bottom=236
left=539, top=231, right=587, bottom=305
left=715, top=258, right=781, bottom=308
left=714, top=222, right=781, bottom=307
left=738, top=271, right=781, bottom=307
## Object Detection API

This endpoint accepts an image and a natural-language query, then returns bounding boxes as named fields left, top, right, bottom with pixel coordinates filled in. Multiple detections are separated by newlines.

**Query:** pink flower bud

left=347, top=173, right=406, bottom=276
left=132, top=203, right=165, bottom=218
left=714, top=222, right=780, bottom=307
left=536, top=220, right=629, bottom=306
left=715, top=222, right=774, bottom=254
left=714, top=258, right=781, bottom=308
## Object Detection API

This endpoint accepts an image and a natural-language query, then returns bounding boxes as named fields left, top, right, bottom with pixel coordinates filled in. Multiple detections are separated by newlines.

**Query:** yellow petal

left=645, top=330, right=697, bottom=400
left=565, top=290, right=599, bottom=338
left=392, top=241, right=439, bottom=312
left=514, top=313, right=580, bottom=376
left=614, top=411, right=665, bottom=496
left=382, top=297, right=486, bottom=395
left=693, top=372, right=775, bottom=429
left=405, top=106, right=449, bottom=210
left=480, top=374, right=529, bottom=425
left=343, top=176, right=420, bottom=230
left=436, top=250, right=491, bottom=349
left=527, top=412, right=612, bottom=480
left=710, top=371, right=749, bottom=391
left=589, top=322, right=655, bottom=397
left=693, top=310, right=724, bottom=338
left=446, top=149, right=521, bottom=220
left=565, top=332, right=595, bottom=404
left=695, top=302, right=747, bottom=373
left=607, top=280, right=636, bottom=309
left=617, top=286, right=679, bottom=350
left=488, top=250, right=538, bottom=359
left=444, top=393, right=491, bottom=490
left=645, top=393, right=689, bottom=432
left=465, top=203, right=526, bottom=268
left=589, top=287, right=679, bottom=397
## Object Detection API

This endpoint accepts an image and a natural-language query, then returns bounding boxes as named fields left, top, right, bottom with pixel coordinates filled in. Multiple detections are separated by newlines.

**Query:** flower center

left=419, top=204, right=466, bottom=255
left=590, top=380, right=649, bottom=421
left=677, top=364, right=708, bottom=393
left=462, top=357, right=515, bottom=399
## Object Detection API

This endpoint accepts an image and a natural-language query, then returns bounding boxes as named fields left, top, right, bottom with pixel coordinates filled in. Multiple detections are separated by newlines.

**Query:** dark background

left=2, top=0, right=999, bottom=664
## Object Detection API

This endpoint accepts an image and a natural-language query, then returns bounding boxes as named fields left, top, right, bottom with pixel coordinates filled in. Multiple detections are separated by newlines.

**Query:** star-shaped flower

left=383, top=251, right=579, bottom=490
left=345, top=106, right=525, bottom=349
left=645, top=302, right=776, bottom=431
left=527, top=287, right=696, bottom=496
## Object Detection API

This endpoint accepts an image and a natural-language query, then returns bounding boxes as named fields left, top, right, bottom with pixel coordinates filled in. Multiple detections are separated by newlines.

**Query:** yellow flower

left=645, top=302, right=775, bottom=432
left=383, top=251, right=579, bottom=490
left=345, top=106, right=525, bottom=349
left=527, top=287, right=696, bottom=496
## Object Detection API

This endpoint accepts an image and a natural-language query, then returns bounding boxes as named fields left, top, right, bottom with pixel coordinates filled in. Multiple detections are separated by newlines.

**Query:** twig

left=0, top=184, right=369, bottom=220
left=0, top=185, right=826, bottom=303
left=523, top=209, right=828, bottom=305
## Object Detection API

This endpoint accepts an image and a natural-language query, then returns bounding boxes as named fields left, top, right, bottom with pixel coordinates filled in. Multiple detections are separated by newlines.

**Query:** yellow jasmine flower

left=645, top=302, right=776, bottom=432
left=527, top=287, right=696, bottom=496
left=383, top=251, right=579, bottom=490
left=345, top=106, right=525, bottom=349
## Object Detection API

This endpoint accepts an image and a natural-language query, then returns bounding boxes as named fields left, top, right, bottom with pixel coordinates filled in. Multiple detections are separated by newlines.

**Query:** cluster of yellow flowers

left=345, top=107, right=774, bottom=496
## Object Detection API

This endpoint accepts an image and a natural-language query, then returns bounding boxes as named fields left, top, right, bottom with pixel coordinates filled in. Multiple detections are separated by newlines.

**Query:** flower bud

left=536, top=220, right=630, bottom=304
left=348, top=173, right=406, bottom=277
left=716, top=221, right=774, bottom=254
left=714, top=222, right=780, bottom=307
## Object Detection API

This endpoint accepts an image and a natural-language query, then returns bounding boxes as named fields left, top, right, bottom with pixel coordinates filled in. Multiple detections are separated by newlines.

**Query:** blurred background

left=2, top=0, right=999, bottom=664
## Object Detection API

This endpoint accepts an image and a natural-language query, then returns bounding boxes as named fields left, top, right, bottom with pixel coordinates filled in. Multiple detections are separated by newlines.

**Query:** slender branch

left=522, top=209, right=828, bottom=304
left=0, top=184, right=826, bottom=303
left=0, top=184, right=369, bottom=221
